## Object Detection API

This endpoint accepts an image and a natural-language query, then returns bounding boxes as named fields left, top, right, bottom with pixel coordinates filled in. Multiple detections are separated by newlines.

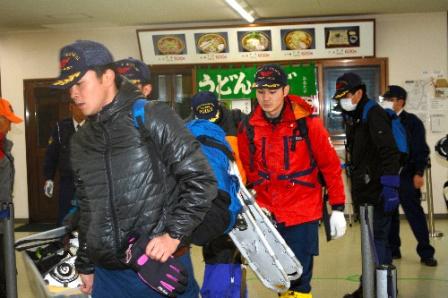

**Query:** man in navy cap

left=190, top=90, right=248, bottom=297
left=333, top=73, right=401, bottom=298
left=382, top=85, right=437, bottom=267
left=114, top=57, right=153, bottom=98
left=238, top=64, right=346, bottom=298
left=53, top=40, right=216, bottom=298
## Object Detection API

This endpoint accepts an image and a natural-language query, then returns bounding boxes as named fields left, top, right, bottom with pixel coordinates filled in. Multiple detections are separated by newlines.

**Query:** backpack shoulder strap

left=132, top=98, right=149, bottom=129
left=196, top=135, right=235, bottom=161
left=361, top=99, right=377, bottom=123
left=241, top=116, right=256, bottom=171
left=296, top=117, right=316, bottom=167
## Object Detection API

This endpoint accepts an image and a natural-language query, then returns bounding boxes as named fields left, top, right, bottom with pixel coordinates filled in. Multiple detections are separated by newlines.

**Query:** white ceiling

left=0, top=0, right=447, bottom=32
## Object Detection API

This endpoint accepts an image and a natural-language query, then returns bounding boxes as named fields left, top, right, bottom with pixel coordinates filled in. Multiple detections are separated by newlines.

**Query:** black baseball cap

left=333, top=72, right=364, bottom=99
left=383, top=85, right=407, bottom=100
left=191, top=91, right=219, bottom=121
left=52, top=40, right=114, bottom=89
left=252, top=64, right=288, bottom=89
left=115, top=58, right=151, bottom=85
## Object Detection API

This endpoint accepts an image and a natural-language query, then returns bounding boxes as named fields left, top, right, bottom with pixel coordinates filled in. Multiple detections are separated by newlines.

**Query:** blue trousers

left=92, top=252, right=199, bottom=298
left=276, top=221, right=319, bottom=294
left=389, top=174, right=434, bottom=259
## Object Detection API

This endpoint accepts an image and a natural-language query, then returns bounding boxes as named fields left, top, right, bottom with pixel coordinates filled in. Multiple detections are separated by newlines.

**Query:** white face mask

left=380, top=101, right=394, bottom=111
left=340, top=98, right=357, bottom=111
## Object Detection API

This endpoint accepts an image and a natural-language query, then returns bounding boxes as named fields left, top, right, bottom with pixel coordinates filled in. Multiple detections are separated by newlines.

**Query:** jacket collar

left=250, top=94, right=312, bottom=127
left=90, top=77, right=143, bottom=123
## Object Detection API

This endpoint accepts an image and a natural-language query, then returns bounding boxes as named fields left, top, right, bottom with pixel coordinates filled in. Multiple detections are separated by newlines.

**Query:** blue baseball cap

left=191, top=91, right=219, bottom=121
left=115, top=58, right=151, bottom=85
left=52, top=40, right=114, bottom=89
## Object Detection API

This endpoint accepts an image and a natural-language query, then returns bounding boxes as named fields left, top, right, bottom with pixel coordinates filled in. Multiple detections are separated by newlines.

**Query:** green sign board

left=196, top=64, right=316, bottom=100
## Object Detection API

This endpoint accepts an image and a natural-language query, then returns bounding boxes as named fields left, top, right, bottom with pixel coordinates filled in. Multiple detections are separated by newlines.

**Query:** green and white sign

left=196, top=64, right=316, bottom=99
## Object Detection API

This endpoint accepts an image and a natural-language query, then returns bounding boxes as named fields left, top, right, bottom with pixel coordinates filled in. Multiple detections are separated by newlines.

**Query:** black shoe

left=392, top=251, right=402, bottom=259
left=343, top=287, right=362, bottom=298
left=421, top=257, right=438, bottom=267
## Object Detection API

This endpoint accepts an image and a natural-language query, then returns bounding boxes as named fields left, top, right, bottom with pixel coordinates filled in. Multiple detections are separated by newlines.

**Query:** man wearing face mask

left=334, top=73, right=401, bottom=298
left=381, top=85, right=436, bottom=267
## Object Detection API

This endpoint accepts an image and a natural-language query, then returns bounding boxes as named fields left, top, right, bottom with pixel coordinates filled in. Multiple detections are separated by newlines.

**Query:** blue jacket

left=399, top=110, right=430, bottom=176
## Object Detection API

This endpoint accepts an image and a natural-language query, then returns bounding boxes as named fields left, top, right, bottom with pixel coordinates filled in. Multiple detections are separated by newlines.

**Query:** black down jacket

left=71, top=80, right=217, bottom=273
left=344, top=96, right=400, bottom=205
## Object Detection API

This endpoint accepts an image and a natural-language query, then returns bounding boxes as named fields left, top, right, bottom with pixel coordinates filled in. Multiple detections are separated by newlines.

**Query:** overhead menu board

left=137, top=20, right=374, bottom=65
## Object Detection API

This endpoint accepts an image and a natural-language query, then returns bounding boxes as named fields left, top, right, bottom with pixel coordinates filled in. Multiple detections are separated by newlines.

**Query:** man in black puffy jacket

left=52, top=40, right=217, bottom=298
left=333, top=73, right=401, bottom=298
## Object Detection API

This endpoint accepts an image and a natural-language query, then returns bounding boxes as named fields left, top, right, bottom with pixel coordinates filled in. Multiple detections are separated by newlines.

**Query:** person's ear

left=283, top=85, right=290, bottom=97
left=354, top=88, right=363, bottom=101
left=142, top=84, right=152, bottom=97
left=102, top=69, right=116, bottom=87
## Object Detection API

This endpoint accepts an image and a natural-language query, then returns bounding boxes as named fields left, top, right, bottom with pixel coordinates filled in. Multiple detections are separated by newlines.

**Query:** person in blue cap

left=381, top=85, right=437, bottom=267
left=52, top=40, right=216, bottom=298
left=333, top=73, right=401, bottom=298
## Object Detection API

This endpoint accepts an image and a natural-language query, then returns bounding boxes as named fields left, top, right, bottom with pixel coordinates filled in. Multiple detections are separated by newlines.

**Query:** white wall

left=0, top=12, right=447, bottom=219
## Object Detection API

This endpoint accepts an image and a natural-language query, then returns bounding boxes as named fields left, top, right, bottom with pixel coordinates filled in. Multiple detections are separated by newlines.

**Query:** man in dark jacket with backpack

left=334, top=73, right=401, bottom=298
left=238, top=64, right=346, bottom=298
left=52, top=40, right=217, bottom=298
left=381, top=85, right=437, bottom=267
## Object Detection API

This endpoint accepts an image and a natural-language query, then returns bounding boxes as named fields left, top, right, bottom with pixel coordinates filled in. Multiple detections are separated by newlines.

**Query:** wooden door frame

left=23, top=78, right=58, bottom=222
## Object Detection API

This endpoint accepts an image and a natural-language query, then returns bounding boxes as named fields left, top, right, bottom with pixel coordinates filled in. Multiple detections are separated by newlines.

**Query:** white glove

left=330, top=210, right=346, bottom=239
left=44, top=180, right=54, bottom=198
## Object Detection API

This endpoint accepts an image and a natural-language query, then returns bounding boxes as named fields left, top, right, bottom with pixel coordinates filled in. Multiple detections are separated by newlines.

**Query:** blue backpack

left=132, top=99, right=242, bottom=235
left=362, top=99, right=409, bottom=156
left=185, top=119, right=242, bottom=233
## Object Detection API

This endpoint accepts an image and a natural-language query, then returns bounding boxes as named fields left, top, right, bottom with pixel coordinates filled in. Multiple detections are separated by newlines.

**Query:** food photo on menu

left=152, top=34, right=187, bottom=55
left=280, top=28, right=315, bottom=50
left=194, top=32, right=229, bottom=54
left=324, top=26, right=360, bottom=48
left=237, top=30, right=272, bottom=52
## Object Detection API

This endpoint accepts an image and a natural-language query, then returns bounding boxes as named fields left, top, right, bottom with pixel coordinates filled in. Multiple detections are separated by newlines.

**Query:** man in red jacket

left=238, top=64, right=346, bottom=298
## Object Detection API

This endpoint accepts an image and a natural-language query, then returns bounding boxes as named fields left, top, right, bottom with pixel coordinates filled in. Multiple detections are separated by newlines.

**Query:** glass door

left=151, top=67, right=193, bottom=119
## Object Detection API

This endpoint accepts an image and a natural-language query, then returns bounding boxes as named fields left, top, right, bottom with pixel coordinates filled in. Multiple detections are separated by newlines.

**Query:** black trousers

left=57, top=176, right=75, bottom=225
left=389, top=173, right=434, bottom=259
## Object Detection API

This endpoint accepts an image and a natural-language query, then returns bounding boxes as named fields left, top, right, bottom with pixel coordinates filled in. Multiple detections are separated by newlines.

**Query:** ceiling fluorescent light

left=225, top=0, right=256, bottom=23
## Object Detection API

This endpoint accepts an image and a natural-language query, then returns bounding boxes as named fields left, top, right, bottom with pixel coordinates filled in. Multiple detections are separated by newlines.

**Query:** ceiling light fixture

left=225, top=0, right=256, bottom=23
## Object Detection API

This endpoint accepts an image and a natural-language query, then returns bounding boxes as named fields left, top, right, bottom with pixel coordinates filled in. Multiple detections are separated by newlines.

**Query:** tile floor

left=14, top=219, right=448, bottom=298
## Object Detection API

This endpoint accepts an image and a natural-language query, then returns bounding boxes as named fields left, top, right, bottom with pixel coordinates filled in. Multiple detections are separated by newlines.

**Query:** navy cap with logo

left=115, top=58, right=151, bottom=85
left=191, top=91, right=220, bottom=121
left=333, top=72, right=364, bottom=100
left=252, top=64, right=288, bottom=89
left=52, top=40, right=114, bottom=89
left=383, top=85, right=407, bottom=100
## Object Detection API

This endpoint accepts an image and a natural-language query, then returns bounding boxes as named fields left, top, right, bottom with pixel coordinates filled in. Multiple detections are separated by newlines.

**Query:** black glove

left=123, top=234, right=188, bottom=297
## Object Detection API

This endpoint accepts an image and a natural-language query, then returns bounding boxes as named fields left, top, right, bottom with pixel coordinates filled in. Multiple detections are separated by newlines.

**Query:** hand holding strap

left=124, top=235, right=188, bottom=297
